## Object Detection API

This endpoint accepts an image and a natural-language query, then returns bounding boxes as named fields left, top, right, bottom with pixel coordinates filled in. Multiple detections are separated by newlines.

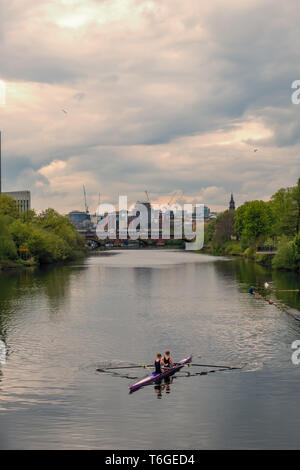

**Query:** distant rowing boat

left=129, top=355, right=192, bottom=393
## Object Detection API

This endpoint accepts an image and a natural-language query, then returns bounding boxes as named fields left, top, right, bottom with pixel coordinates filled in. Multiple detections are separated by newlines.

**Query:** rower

left=162, top=350, right=174, bottom=369
left=153, top=353, right=162, bottom=375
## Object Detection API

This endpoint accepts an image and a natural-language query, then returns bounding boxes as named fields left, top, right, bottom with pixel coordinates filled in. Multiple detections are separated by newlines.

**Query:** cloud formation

left=0, top=0, right=299, bottom=212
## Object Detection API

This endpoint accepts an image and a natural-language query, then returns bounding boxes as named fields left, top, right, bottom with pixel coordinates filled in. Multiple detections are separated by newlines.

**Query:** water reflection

left=0, top=263, right=85, bottom=332
left=0, top=251, right=299, bottom=449
left=154, top=376, right=174, bottom=399
left=216, top=258, right=300, bottom=311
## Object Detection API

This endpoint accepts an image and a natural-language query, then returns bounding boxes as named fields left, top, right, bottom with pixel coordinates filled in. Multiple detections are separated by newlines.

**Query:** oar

left=97, top=364, right=153, bottom=371
left=274, top=289, right=300, bottom=292
left=187, top=363, right=242, bottom=370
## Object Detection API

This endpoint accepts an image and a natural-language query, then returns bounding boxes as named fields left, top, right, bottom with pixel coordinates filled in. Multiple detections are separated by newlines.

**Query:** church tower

left=229, top=193, right=235, bottom=210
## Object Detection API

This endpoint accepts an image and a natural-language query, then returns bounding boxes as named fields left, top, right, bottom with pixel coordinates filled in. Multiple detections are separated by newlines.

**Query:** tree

left=8, top=208, right=86, bottom=264
left=292, top=177, right=300, bottom=235
left=270, top=182, right=299, bottom=238
left=234, top=202, right=250, bottom=240
left=204, top=218, right=216, bottom=244
left=0, top=204, right=85, bottom=264
left=9, top=219, right=70, bottom=264
left=235, top=200, right=273, bottom=245
left=19, top=209, right=36, bottom=223
left=36, top=208, right=85, bottom=258
left=213, top=210, right=235, bottom=245
left=0, top=215, right=17, bottom=259
left=272, top=235, right=300, bottom=271
left=0, top=194, right=19, bottom=218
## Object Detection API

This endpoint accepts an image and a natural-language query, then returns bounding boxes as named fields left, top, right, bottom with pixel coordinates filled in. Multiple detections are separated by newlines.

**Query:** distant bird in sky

left=61, top=93, right=85, bottom=116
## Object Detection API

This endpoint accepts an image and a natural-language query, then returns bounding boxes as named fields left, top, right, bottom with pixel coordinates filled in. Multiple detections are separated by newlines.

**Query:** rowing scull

left=129, top=355, right=192, bottom=393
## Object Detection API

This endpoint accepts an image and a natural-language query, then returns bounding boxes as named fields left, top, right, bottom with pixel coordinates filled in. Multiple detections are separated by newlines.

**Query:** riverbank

left=0, top=258, right=38, bottom=271
left=251, top=289, right=300, bottom=321
left=0, top=251, right=89, bottom=272
left=202, top=239, right=300, bottom=273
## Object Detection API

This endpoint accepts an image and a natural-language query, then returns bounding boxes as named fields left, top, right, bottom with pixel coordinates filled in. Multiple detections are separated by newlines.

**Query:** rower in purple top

left=162, top=350, right=174, bottom=369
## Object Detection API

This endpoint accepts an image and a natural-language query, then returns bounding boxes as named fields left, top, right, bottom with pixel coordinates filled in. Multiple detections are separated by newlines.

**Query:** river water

left=0, top=250, right=299, bottom=449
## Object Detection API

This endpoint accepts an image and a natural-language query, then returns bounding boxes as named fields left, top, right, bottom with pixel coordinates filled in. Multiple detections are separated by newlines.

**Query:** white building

left=4, top=190, right=31, bottom=212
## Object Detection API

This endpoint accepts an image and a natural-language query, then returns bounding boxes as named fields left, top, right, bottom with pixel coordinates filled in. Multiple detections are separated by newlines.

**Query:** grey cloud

left=0, top=52, right=83, bottom=84
left=0, top=0, right=299, bottom=211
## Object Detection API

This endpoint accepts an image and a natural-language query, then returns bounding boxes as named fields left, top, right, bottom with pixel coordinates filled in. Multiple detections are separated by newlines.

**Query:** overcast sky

left=0, top=0, right=299, bottom=213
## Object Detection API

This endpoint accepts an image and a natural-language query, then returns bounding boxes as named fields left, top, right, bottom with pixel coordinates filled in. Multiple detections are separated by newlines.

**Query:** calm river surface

left=0, top=250, right=299, bottom=449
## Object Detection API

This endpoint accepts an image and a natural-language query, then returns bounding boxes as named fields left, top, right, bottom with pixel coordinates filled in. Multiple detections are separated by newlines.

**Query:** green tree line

left=0, top=194, right=86, bottom=266
left=205, top=178, right=300, bottom=271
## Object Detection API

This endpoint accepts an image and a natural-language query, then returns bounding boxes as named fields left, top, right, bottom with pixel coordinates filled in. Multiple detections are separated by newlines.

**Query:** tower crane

left=168, top=190, right=183, bottom=206
left=83, top=185, right=89, bottom=214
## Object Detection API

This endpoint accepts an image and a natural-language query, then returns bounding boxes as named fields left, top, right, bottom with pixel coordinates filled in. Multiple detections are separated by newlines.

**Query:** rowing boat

left=129, top=355, right=192, bottom=393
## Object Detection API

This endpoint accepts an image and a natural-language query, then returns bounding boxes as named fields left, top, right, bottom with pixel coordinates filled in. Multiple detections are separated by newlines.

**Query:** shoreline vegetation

left=0, top=178, right=299, bottom=273
left=202, top=178, right=300, bottom=273
left=0, top=195, right=86, bottom=271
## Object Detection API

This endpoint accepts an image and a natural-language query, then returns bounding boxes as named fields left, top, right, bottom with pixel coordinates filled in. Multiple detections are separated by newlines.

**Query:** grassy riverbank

left=0, top=258, right=38, bottom=271
left=202, top=241, right=275, bottom=267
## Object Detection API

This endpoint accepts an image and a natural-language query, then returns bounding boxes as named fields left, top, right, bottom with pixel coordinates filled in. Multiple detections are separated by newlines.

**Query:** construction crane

left=83, top=185, right=89, bottom=214
left=168, top=190, right=183, bottom=206
left=145, top=190, right=150, bottom=202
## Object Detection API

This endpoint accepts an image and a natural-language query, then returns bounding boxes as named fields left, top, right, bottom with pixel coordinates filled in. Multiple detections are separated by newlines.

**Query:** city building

left=192, top=205, right=211, bottom=220
left=4, top=190, right=31, bottom=212
left=68, top=210, right=91, bottom=226
left=204, top=205, right=210, bottom=220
